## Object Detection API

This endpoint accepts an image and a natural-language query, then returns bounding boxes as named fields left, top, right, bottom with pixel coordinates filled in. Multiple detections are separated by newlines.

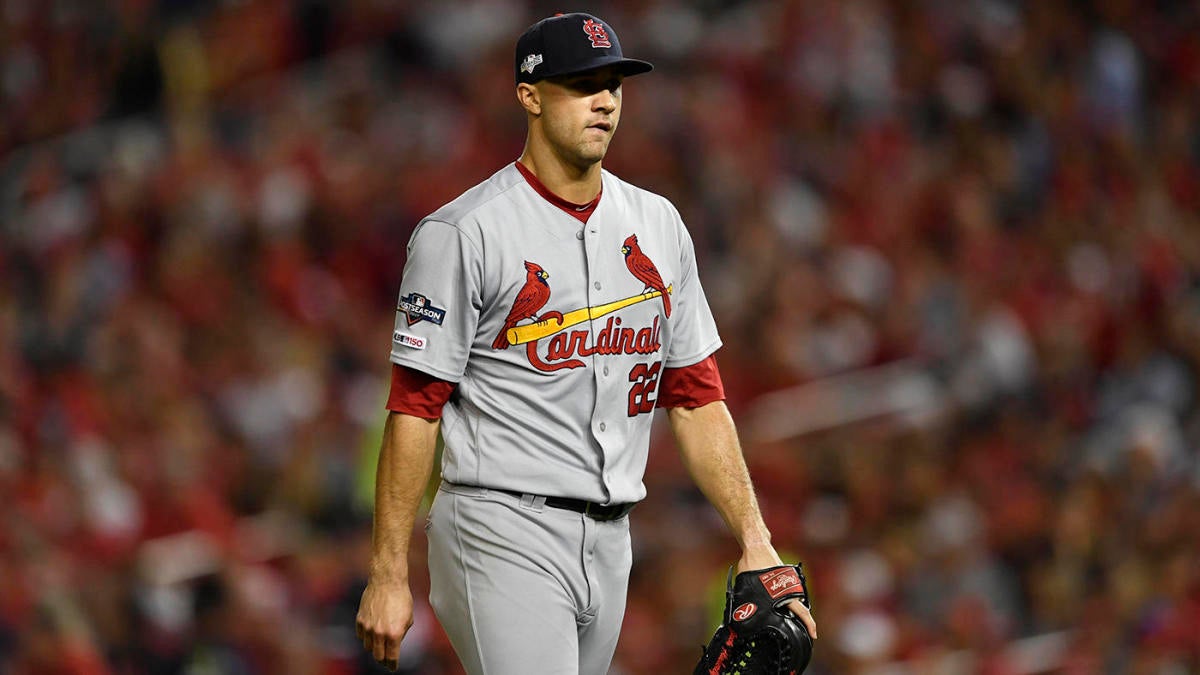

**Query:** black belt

left=489, top=487, right=636, bottom=522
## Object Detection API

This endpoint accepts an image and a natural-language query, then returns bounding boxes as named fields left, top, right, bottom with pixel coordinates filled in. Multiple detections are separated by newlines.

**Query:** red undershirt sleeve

left=656, top=354, right=726, bottom=409
left=388, top=354, right=722, bottom=416
left=385, top=364, right=456, bottom=420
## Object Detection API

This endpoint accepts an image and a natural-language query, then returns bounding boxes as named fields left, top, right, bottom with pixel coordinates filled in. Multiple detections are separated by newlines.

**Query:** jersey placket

left=581, top=196, right=621, bottom=504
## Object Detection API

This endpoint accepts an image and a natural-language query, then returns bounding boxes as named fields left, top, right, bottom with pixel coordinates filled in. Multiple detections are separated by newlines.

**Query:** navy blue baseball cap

left=515, top=13, right=653, bottom=84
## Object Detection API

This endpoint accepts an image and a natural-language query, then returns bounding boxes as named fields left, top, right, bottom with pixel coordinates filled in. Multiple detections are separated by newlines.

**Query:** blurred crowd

left=2, top=0, right=1199, bottom=674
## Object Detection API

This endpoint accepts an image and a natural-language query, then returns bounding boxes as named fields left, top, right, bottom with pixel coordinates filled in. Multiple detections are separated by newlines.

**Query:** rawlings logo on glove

left=694, top=564, right=814, bottom=675
left=759, top=567, right=804, bottom=599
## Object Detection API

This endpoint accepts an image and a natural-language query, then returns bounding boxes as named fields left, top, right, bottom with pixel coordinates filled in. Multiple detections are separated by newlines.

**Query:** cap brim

left=541, top=56, right=654, bottom=81
left=608, top=58, right=654, bottom=77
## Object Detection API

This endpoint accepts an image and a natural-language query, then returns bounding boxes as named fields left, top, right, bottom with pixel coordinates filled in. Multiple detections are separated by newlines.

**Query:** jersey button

left=599, top=422, right=607, bottom=432
left=594, top=281, right=601, bottom=290
left=576, top=230, right=584, bottom=240
left=603, top=366, right=609, bottom=376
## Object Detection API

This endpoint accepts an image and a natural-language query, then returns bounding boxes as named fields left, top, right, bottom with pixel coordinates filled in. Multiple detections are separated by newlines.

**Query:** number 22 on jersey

left=627, top=361, right=661, bottom=416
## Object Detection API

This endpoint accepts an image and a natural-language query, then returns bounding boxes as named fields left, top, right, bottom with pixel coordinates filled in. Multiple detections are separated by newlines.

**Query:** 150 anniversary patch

left=398, top=292, right=446, bottom=326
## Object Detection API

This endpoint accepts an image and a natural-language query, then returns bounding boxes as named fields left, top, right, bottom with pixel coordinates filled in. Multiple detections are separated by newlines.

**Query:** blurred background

left=1, top=0, right=1198, bottom=673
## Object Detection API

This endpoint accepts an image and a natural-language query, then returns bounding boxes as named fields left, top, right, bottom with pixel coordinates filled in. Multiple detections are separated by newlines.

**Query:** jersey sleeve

left=389, top=219, right=483, bottom=382
left=664, top=213, right=722, bottom=367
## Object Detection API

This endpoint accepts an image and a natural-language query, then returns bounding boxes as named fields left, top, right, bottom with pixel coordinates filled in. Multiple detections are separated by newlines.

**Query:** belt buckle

left=586, top=501, right=626, bottom=521
left=584, top=501, right=609, bottom=520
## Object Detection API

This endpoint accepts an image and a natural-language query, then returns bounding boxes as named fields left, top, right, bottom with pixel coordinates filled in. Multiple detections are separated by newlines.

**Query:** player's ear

left=516, top=83, right=541, bottom=116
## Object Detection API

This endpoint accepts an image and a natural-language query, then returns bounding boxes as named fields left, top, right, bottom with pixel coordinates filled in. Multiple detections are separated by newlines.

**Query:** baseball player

left=355, top=12, right=816, bottom=674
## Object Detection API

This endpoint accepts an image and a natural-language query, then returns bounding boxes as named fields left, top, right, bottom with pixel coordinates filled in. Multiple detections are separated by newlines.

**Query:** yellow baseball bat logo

left=507, top=285, right=672, bottom=346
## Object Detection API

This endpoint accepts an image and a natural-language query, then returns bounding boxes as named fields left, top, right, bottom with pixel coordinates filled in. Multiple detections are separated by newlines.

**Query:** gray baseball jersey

left=390, top=162, right=721, bottom=504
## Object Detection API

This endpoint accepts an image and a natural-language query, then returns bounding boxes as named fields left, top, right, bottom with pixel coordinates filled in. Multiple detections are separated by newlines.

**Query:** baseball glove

left=693, top=564, right=813, bottom=675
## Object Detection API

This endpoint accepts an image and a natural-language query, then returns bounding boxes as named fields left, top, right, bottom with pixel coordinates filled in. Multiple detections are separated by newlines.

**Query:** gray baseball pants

left=427, top=482, right=632, bottom=675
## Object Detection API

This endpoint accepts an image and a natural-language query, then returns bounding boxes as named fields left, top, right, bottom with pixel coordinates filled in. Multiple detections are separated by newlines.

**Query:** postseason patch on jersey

left=398, top=292, right=446, bottom=326
left=393, top=331, right=427, bottom=350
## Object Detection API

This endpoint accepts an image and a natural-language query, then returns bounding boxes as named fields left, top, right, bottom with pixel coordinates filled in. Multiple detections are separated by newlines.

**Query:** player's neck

left=517, top=148, right=602, bottom=204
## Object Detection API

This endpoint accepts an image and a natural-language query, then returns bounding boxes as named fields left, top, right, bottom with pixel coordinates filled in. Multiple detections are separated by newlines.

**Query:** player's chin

left=577, top=140, right=611, bottom=163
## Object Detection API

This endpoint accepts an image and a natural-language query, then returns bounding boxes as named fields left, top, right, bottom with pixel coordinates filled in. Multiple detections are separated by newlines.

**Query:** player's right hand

left=356, top=579, right=414, bottom=671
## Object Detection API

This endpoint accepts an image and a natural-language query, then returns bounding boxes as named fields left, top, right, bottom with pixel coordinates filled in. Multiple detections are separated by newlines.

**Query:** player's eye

left=562, top=74, right=622, bottom=95
left=570, top=79, right=601, bottom=93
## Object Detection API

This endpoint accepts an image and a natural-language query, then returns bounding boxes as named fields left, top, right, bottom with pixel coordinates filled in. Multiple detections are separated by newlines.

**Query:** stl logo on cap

left=582, top=18, right=611, bottom=48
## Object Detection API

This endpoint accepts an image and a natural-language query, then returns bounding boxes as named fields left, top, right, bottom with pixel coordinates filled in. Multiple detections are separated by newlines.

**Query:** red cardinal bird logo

left=621, top=234, right=671, bottom=318
left=492, top=261, right=565, bottom=350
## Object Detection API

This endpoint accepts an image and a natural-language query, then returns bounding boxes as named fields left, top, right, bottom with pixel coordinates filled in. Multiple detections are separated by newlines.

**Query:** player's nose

left=592, top=90, right=617, bottom=113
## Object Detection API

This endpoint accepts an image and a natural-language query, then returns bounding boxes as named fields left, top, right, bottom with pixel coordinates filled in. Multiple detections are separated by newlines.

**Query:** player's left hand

left=356, top=578, right=414, bottom=671
left=737, top=546, right=817, bottom=640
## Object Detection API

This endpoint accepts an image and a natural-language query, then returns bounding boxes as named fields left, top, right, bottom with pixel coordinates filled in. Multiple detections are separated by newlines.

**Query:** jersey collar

left=514, top=161, right=602, bottom=224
